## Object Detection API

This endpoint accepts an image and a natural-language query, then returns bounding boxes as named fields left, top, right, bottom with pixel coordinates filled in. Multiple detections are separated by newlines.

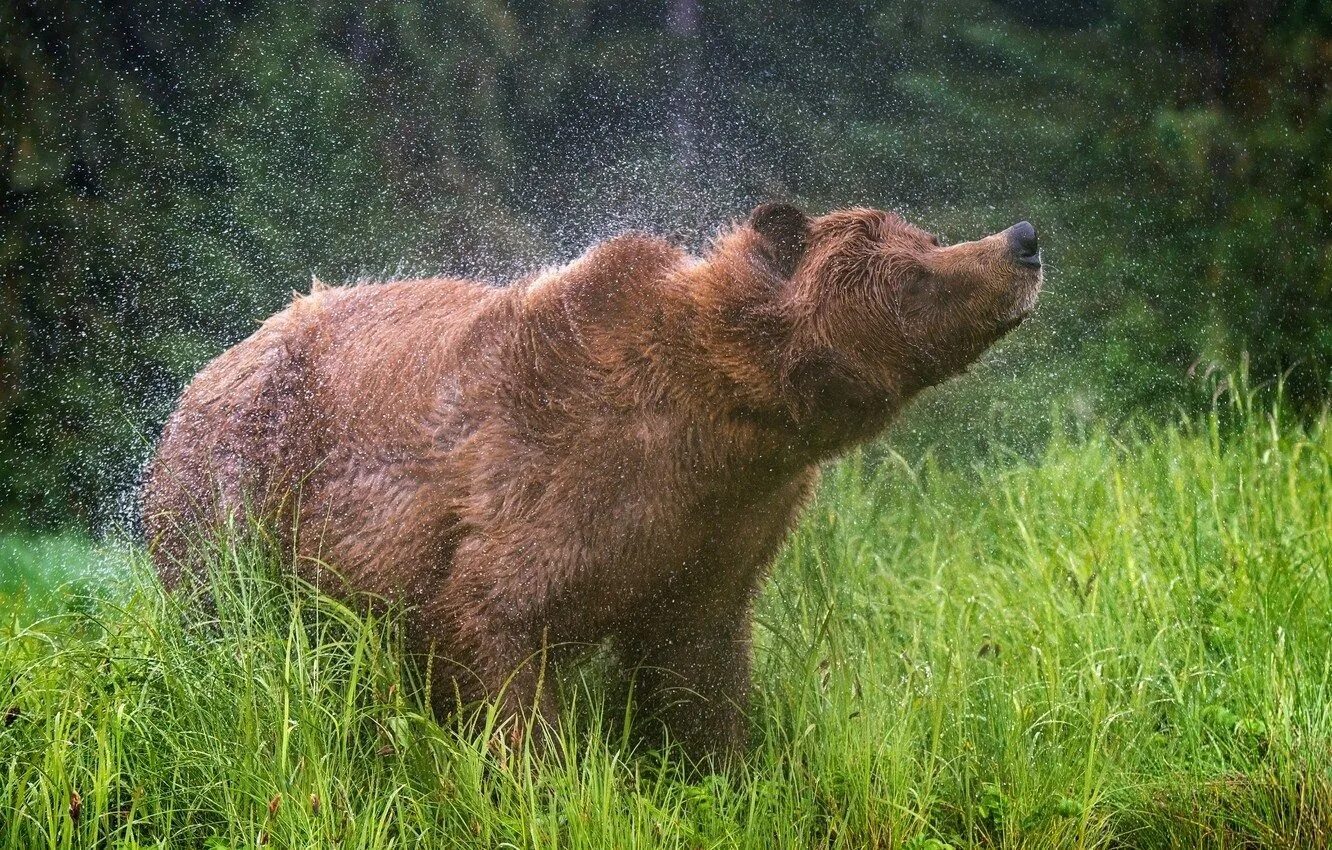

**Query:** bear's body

left=142, top=206, right=1042, bottom=756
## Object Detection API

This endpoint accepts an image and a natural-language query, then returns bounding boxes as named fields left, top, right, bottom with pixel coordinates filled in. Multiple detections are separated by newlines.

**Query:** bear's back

left=142, top=275, right=499, bottom=578
left=144, top=236, right=692, bottom=585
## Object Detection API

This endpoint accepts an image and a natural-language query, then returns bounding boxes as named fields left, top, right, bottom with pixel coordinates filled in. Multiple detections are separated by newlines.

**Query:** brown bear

left=140, top=203, right=1042, bottom=759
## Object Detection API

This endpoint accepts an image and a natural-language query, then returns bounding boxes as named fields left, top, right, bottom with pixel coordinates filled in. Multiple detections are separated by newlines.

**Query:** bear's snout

left=1004, top=220, right=1040, bottom=268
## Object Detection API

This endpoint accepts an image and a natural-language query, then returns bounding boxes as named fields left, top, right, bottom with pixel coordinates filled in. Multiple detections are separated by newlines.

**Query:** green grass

left=0, top=533, right=126, bottom=622
left=4, top=391, right=1332, bottom=848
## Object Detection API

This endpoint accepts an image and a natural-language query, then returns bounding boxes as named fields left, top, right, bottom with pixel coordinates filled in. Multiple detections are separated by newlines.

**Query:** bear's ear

left=749, top=202, right=810, bottom=279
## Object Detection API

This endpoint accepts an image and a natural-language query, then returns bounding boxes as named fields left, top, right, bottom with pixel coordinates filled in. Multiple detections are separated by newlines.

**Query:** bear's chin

left=989, top=280, right=1041, bottom=339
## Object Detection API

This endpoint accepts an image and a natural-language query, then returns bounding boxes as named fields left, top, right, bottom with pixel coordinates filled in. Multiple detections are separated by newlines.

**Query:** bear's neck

left=653, top=251, right=905, bottom=466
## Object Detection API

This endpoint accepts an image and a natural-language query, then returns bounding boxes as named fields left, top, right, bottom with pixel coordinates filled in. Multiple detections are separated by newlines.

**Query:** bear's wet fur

left=141, top=203, right=1042, bottom=759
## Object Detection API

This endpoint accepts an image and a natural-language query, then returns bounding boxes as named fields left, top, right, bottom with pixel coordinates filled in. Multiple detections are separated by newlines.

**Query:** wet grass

left=3, top=390, right=1332, bottom=848
left=0, top=533, right=124, bottom=622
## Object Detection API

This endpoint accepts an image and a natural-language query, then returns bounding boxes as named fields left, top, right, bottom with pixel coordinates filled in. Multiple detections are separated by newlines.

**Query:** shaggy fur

left=141, top=204, right=1042, bottom=758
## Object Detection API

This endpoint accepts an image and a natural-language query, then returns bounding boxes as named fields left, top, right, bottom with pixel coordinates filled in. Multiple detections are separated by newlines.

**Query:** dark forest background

left=2, top=0, right=1329, bottom=529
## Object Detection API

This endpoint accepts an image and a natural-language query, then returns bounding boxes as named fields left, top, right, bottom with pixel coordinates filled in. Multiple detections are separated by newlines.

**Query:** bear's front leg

left=422, top=553, right=563, bottom=746
left=430, top=619, right=563, bottom=755
left=627, top=612, right=754, bottom=765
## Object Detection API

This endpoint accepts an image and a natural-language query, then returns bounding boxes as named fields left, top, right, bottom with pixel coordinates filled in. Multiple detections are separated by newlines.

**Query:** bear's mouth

left=994, top=313, right=1028, bottom=335
left=992, top=295, right=1040, bottom=337
left=994, top=271, right=1043, bottom=336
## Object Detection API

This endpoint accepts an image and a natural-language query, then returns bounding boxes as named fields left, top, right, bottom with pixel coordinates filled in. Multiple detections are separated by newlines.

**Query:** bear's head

left=744, top=203, right=1043, bottom=446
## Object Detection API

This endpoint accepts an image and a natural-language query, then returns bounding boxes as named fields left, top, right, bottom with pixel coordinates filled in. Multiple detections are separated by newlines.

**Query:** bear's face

left=750, top=204, right=1043, bottom=416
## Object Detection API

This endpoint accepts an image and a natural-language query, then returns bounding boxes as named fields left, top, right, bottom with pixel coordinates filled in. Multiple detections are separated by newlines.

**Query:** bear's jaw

left=987, top=262, right=1043, bottom=330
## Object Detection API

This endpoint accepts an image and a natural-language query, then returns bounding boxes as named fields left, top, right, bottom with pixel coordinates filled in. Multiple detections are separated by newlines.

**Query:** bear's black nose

left=1007, top=220, right=1040, bottom=266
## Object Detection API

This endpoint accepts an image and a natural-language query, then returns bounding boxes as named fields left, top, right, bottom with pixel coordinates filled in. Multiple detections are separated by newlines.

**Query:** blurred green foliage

left=2, top=0, right=1329, bottom=527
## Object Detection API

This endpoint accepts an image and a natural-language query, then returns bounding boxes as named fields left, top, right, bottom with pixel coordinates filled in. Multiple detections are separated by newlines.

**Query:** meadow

left=3, top=386, right=1331, bottom=849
